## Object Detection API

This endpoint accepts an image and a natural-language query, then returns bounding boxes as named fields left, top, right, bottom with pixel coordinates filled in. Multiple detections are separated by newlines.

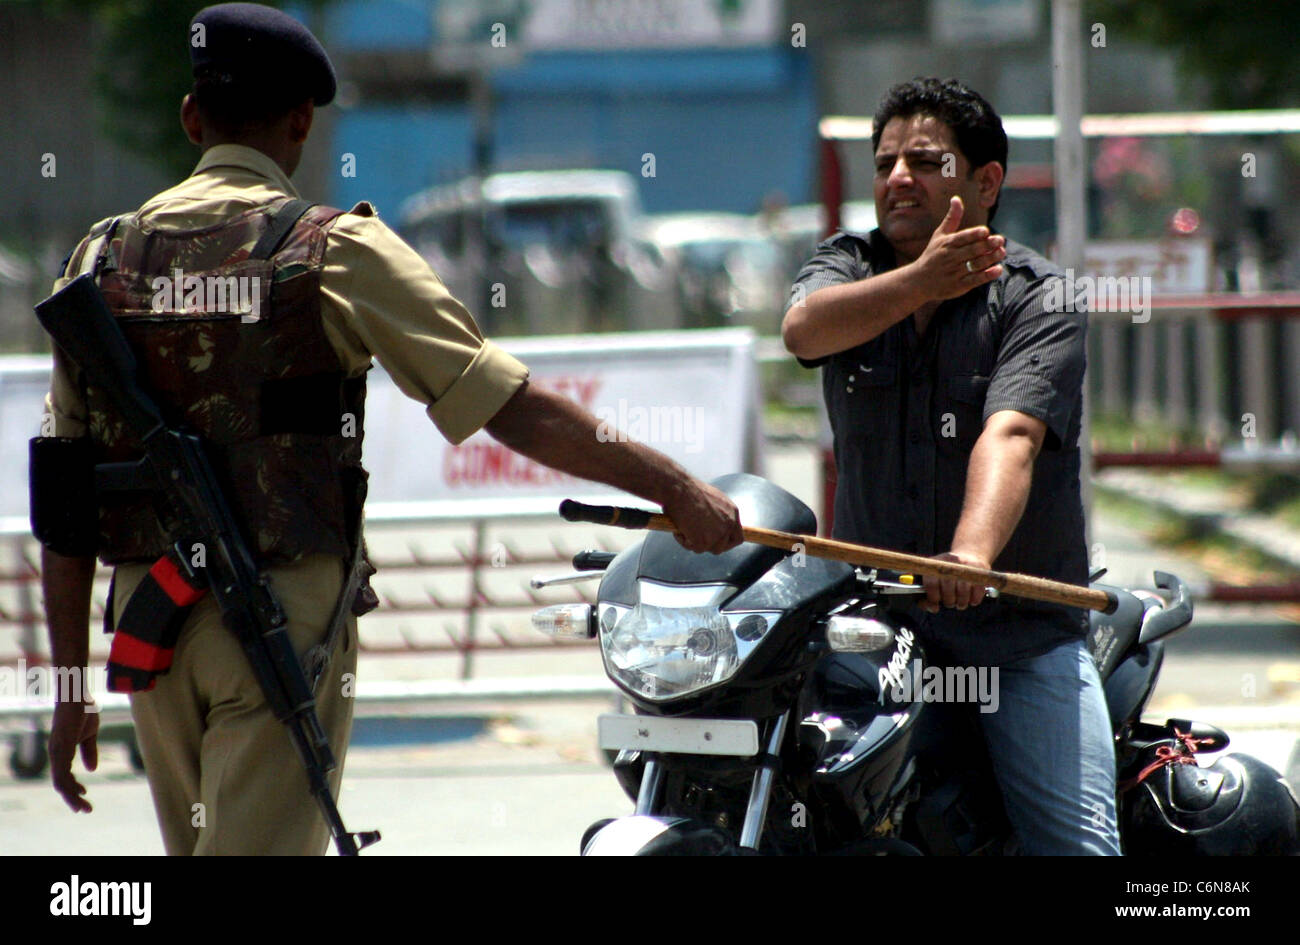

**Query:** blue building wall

left=321, top=3, right=818, bottom=218
left=322, top=0, right=434, bottom=49
left=491, top=50, right=817, bottom=215
left=331, top=107, right=475, bottom=218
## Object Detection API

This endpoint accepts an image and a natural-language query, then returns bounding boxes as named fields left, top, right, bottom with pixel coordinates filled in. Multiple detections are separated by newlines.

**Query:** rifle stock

left=37, top=275, right=164, bottom=438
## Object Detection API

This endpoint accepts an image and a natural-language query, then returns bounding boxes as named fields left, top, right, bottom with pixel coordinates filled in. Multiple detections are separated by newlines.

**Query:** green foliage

left=1089, top=410, right=1203, bottom=452
left=1088, top=0, right=1300, bottom=109
left=1092, top=411, right=1300, bottom=535
left=18, top=0, right=329, bottom=179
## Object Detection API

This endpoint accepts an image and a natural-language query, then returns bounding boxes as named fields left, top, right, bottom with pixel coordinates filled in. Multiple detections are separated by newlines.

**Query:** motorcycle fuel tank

left=797, top=610, right=925, bottom=835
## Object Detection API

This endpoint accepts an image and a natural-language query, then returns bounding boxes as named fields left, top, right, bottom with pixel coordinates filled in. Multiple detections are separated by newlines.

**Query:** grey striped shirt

left=792, top=228, right=1089, bottom=667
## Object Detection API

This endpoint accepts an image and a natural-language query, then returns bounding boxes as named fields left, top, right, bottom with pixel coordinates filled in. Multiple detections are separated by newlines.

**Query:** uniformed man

left=36, top=2, right=742, bottom=855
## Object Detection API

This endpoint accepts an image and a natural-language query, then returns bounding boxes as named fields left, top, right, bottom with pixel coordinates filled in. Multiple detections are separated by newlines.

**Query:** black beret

left=189, top=3, right=336, bottom=105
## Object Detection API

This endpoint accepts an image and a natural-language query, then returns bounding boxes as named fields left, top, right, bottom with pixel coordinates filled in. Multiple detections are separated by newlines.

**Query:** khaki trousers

left=115, top=554, right=358, bottom=855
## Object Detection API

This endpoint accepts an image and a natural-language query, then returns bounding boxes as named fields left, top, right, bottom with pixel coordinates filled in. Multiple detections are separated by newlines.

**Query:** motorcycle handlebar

left=572, top=550, right=616, bottom=571
left=559, top=500, right=654, bottom=529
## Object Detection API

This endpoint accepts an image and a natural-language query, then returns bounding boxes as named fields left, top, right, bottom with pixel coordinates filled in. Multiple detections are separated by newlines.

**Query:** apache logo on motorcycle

left=878, top=627, right=916, bottom=697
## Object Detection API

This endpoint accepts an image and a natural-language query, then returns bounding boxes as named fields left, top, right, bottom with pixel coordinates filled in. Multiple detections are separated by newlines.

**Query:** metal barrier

left=1089, top=295, right=1300, bottom=441
left=0, top=504, right=626, bottom=774
left=356, top=508, right=610, bottom=680
left=0, top=506, right=618, bottom=683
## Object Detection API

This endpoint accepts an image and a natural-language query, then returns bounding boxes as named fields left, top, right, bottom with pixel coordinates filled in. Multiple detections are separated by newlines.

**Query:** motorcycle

left=532, top=473, right=1300, bottom=855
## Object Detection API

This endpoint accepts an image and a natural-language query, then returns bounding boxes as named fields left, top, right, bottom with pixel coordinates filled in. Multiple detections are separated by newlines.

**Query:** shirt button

left=846, top=386, right=854, bottom=394
left=848, top=374, right=856, bottom=382
left=909, top=432, right=921, bottom=444
left=908, top=484, right=920, bottom=499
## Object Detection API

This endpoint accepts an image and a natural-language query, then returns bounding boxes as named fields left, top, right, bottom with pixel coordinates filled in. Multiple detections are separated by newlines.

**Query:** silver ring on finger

left=965, top=259, right=974, bottom=273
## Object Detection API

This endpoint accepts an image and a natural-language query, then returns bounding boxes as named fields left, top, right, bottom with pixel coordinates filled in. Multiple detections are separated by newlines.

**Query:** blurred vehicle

left=992, top=163, right=1104, bottom=253
left=760, top=201, right=878, bottom=299
left=640, top=202, right=879, bottom=334
left=400, top=169, right=674, bottom=336
left=641, top=212, right=787, bottom=332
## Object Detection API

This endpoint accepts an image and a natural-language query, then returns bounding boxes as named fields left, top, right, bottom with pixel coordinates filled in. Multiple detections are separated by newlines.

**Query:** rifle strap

left=105, top=546, right=208, bottom=693
left=250, top=198, right=315, bottom=260
left=75, top=216, right=123, bottom=279
left=301, top=519, right=369, bottom=695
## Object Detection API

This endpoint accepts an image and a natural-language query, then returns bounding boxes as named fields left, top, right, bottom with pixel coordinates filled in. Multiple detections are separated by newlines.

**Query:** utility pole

left=1052, top=0, right=1093, bottom=547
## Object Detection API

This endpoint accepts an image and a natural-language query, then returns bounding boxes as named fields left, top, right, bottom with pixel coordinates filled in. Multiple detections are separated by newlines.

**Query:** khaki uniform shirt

left=46, top=144, right=531, bottom=628
left=46, top=143, right=529, bottom=444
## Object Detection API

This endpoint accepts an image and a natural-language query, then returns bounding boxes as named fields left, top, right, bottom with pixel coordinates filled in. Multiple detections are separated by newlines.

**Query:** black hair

left=872, top=77, right=1008, bottom=221
left=192, top=67, right=311, bottom=138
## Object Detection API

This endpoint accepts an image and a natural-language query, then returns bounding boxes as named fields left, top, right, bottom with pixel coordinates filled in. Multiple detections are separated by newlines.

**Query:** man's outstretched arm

left=484, top=380, right=743, bottom=554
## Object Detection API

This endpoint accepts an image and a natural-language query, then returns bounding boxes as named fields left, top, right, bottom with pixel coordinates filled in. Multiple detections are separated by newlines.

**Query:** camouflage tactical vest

left=78, top=196, right=368, bottom=566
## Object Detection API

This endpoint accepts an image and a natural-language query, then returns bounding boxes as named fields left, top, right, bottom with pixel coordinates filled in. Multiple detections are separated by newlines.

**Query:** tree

left=1088, top=0, right=1300, bottom=109
left=24, top=0, right=329, bottom=179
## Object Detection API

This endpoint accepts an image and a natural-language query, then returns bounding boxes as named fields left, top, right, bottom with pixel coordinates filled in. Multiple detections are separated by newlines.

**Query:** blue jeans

left=978, top=637, right=1122, bottom=855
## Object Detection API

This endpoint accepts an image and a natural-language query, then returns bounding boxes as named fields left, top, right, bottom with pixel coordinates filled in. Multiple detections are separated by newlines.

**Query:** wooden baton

left=559, top=499, right=1117, bottom=614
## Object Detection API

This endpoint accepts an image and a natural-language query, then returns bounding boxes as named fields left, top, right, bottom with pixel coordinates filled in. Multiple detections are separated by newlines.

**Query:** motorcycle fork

left=738, top=711, right=791, bottom=851
left=635, top=758, right=665, bottom=815
left=630, top=711, right=793, bottom=851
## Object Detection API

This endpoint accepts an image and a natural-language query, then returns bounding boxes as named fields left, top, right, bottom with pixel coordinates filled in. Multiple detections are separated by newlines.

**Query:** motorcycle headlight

left=601, top=603, right=779, bottom=701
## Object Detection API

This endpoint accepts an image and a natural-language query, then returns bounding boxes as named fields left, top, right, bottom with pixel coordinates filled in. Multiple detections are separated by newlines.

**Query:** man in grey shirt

left=783, top=77, right=1118, bottom=854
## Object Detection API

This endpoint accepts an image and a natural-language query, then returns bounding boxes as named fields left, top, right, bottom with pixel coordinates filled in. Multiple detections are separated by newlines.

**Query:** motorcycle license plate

left=597, top=714, right=760, bottom=756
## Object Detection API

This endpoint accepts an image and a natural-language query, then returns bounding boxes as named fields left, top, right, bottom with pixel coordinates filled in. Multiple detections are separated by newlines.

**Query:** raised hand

left=909, top=197, right=1007, bottom=301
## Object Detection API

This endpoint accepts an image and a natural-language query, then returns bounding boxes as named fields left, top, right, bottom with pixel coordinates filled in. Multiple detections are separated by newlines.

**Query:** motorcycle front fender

left=582, top=815, right=742, bottom=856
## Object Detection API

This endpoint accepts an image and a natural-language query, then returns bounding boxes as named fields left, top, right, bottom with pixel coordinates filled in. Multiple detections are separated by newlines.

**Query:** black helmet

left=1122, top=728, right=1300, bottom=855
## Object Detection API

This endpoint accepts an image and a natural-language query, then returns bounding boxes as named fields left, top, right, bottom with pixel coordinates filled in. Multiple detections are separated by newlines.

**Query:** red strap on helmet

left=1118, top=728, right=1217, bottom=793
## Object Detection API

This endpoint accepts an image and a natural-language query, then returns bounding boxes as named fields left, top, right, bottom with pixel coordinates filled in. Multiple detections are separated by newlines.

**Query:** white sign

left=1082, top=239, right=1213, bottom=295
left=0, top=328, right=759, bottom=527
left=363, top=328, right=760, bottom=510
left=0, top=359, right=58, bottom=523
left=930, top=0, right=1042, bottom=45
left=439, top=0, right=782, bottom=50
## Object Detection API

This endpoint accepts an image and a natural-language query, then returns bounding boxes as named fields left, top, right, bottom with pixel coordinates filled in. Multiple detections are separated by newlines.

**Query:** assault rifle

left=36, top=273, right=380, bottom=856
